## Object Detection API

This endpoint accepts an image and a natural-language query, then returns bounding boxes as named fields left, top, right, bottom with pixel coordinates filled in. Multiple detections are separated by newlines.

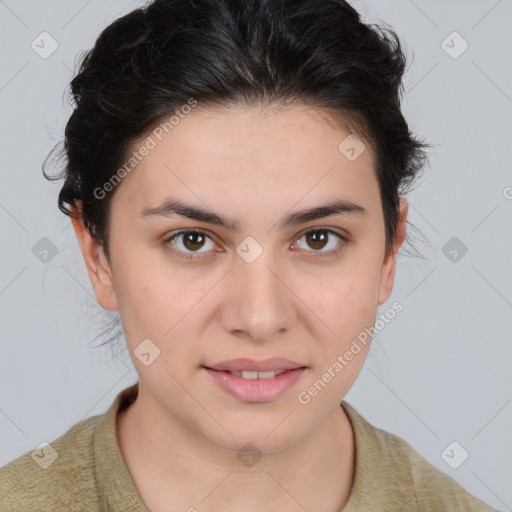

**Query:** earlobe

left=70, top=205, right=119, bottom=312
left=377, top=197, right=408, bottom=306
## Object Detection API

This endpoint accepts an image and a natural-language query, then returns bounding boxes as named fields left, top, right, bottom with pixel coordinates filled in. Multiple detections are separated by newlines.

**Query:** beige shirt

left=0, top=382, right=498, bottom=511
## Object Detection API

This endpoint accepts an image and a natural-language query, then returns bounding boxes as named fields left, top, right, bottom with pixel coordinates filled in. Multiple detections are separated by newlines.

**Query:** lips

left=204, top=357, right=306, bottom=373
left=203, top=366, right=307, bottom=402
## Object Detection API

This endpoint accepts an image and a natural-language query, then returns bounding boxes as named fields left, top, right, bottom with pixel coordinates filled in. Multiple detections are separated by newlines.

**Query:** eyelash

left=163, top=227, right=348, bottom=261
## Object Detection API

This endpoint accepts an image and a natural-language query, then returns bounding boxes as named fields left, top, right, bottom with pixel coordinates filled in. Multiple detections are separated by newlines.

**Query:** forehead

left=111, top=105, right=380, bottom=221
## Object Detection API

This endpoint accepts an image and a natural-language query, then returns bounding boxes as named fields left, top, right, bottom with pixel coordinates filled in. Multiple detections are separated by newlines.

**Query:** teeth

left=228, top=369, right=288, bottom=379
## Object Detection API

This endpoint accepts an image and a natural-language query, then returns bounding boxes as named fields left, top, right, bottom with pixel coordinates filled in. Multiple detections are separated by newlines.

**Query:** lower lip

left=203, top=367, right=306, bottom=403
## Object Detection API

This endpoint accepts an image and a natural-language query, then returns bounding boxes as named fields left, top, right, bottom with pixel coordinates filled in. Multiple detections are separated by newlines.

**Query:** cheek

left=113, top=260, right=214, bottom=353
left=109, top=252, right=174, bottom=341
left=297, top=275, right=378, bottom=405
left=302, top=258, right=381, bottom=357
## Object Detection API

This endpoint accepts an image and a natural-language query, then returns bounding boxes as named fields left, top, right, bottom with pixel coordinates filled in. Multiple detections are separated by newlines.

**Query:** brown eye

left=305, top=230, right=329, bottom=250
left=293, top=228, right=346, bottom=257
left=182, top=231, right=206, bottom=251
left=165, top=229, right=217, bottom=259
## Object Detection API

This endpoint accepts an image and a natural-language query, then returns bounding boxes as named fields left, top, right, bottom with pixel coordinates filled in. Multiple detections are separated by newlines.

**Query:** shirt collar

left=93, top=381, right=149, bottom=511
left=341, top=400, right=385, bottom=509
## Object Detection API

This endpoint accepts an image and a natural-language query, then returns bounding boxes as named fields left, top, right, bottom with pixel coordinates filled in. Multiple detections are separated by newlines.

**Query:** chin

left=201, top=417, right=307, bottom=456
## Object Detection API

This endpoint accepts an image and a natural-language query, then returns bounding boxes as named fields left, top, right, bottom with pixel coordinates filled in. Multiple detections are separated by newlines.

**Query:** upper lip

left=204, top=358, right=306, bottom=372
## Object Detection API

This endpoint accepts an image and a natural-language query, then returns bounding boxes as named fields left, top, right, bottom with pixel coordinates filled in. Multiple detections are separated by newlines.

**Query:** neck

left=117, top=385, right=355, bottom=512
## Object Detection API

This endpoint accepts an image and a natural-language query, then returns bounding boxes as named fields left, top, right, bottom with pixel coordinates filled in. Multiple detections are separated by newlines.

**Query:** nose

left=218, top=249, right=297, bottom=343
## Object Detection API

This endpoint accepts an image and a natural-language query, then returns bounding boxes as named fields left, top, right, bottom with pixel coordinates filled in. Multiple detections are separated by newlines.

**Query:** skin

left=72, top=104, right=408, bottom=512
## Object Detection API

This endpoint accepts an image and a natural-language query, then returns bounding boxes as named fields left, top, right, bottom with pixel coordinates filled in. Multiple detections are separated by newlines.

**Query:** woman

left=0, top=0, right=499, bottom=510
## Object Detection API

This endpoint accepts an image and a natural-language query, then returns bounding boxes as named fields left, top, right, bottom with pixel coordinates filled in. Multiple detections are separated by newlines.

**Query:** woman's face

left=74, top=105, right=407, bottom=452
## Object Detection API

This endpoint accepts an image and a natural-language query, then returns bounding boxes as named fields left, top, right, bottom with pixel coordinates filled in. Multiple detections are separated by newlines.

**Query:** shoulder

left=0, top=415, right=101, bottom=512
left=341, top=401, right=499, bottom=511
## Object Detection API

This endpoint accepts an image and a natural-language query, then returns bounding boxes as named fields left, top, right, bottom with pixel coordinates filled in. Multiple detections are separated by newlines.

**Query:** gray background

left=0, top=0, right=511, bottom=510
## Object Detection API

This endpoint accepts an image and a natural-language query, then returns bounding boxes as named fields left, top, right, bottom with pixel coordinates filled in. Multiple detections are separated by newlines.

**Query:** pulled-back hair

left=45, top=0, right=430, bottom=259
left=44, top=0, right=430, bottom=349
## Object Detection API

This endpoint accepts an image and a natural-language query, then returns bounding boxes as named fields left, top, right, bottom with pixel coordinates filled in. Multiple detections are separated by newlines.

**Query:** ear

left=70, top=204, right=119, bottom=311
left=377, top=196, right=408, bottom=306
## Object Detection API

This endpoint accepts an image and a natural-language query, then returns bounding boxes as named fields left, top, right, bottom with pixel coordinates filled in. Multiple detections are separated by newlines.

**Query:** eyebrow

left=139, top=196, right=368, bottom=230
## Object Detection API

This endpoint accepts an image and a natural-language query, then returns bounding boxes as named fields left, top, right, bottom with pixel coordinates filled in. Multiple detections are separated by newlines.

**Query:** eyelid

left=295, top=225, right=348, bottom=241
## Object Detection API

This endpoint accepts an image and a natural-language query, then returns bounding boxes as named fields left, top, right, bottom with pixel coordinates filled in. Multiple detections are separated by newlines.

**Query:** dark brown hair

left=44, top=0, right=431, bottom=349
